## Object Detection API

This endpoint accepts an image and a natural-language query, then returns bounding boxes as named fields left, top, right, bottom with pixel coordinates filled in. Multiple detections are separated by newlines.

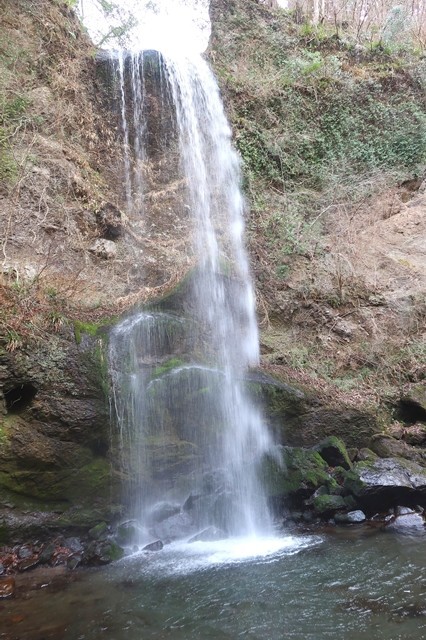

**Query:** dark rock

left=356, top=448, right=378, bottom=462
left=212, top=492, right=247, bottom=534
left=0, top=563, right=4, bottom=575
left=288, top=408, right=378, bottom=449
left=402, top=423, right=426, bottom=446
left=83, top=540, right=125, bottom=565
left=314, top=436, right=352, bottom=470
left=370, top=435, right=426, bottom=464
left=39, top=542, right=56, bottom=564
left=97, top=541, right=125, bottom=564
left=96, top=202, right=124, bottom=239
left=0, top=576, right=15, bottom=599
left=334, top=510, right=366, bottom=524
left=67, top=554, right=82, bottom=570
left=64, top=537, right=83, bottom=553
left=182, top=495, right=202, bottom=512
left=401, top=383, right=426, bottom=419
left=261, top=445, right=337, bottom=504
left=343, top=495, right=358, bottom=510
left=311, top=494, right=346, bottom=516
left=188, top=526, right=226, bottom=543
left=18, top=556, right=40, bottom=571
left=152, top=511, right=194, bottom=542
left=88, top=521, right=108, bottom=541
left=0, top=332, right=118, bottom=528
left=115, top=521, right=139, bottom=545
left=142, top=540, right=163, bottom=552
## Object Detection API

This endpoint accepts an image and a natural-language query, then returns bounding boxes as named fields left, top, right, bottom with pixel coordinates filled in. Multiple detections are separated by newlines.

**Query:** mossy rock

left=247, top=370, right=308, bottom=421
left=314, top=436, right=352, bottom=470
left=261, top=445, right=335, bottom=502
left=370, top=434, right=426, bottom=465
left=89, top=521, right=108, bottom=540
left=311, top=493, right=346, bottom=516
left=0, top=455, right=116, bottom=507
left=401, top=383, right=426, bottom=414
left=146, top=438, right=200, bottom=480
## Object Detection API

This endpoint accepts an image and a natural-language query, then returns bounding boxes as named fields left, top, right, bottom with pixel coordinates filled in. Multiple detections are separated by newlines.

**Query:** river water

left=2, top=527, right=426, bottom=640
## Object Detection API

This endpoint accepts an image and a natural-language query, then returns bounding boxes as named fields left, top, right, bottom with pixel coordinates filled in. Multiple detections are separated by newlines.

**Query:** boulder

left=311, top=494, right=346, bottom=516
left=344, top=457, right=426, bottom=511
left=96, top=202, right=124, bottom=239
left=334, top=510, right=366, bottom=524
left=401, top=383, right=426, bottom=416
left=88, top=522, right=108, bottom=541
left=147, top=502, right=180, bottom=524
left=370, top=434, right=426, bottom=464
left=188, top=526, right=226, bottom=543
left=142, top=540, right=163, bottom=552
left=115, top=521, right=139, bottom=545
left=314, top=436, right=352, bottom=470
left=151, top=511, right=194, bottom=543
left=83, top=540, right=125, bottom=565
left=0, top=576, right=15, bottom=599
left=89, top=238, right=117, bottom=260
left=261, top=445, right=336, bottom=505
left=386, top=513, right=425, bottom=533
left=356, top=448, right=379, bottom=462
left=402, top=423, right=426, bottom=446
left=248, top=371, right=377, bottom=448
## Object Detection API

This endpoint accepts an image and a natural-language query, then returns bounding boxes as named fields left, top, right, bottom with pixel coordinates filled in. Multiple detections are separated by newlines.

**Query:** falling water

left=106, top=1, right=276, bottom=538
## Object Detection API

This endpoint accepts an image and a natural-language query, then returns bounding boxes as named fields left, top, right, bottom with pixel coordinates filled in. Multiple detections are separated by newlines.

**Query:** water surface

left=2, top=528, right=426, bottom=640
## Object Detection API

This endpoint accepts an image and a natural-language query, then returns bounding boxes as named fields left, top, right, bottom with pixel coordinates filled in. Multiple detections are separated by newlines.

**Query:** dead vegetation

left=0, top=0, right=197, bottom=350
left=210, top=0, right=426, bottom=412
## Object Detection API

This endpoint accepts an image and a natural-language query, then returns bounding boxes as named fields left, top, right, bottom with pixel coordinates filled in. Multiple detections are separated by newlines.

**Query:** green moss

left=312, top=493, right=346, bottom=515
left=89, top=521, right=108, bottom=540
left=152, top=357, right=185, bottom=378
left=343, top=467, right=369, bottom=496
left=261, top=446, right=334, bottom=498
left=69, top=458, right=111, bottom=500
left=103, top=541, right=125, bottom=562
left=73, top=320, right=100, bottom=344
left=314, top=436, right=352, bottom=470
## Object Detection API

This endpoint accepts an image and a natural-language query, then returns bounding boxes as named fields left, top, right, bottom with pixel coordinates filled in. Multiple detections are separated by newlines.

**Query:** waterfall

left=105, top=2, right=275, bottom=539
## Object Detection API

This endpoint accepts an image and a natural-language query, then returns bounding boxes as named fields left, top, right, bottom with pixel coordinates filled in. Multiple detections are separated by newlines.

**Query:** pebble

left=0, top=575, right=15, bottom=599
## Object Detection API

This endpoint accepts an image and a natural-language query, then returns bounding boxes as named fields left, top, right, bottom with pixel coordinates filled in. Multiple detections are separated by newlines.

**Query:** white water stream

left=88, top=0, right=278, bottom=538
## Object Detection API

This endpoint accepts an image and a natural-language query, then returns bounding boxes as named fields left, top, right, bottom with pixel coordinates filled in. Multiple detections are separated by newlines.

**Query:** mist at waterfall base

left=103, top=0, right=291, bottom=556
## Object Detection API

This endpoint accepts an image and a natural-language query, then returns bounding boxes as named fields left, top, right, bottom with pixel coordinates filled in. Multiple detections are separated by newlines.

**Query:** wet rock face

left=248, top=371, right=378, bottom=449
left=0, top=328, right=118, bottom=542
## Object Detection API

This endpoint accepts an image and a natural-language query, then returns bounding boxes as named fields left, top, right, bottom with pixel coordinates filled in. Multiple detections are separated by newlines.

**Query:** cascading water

left=106, top=1, right=276, bottom=540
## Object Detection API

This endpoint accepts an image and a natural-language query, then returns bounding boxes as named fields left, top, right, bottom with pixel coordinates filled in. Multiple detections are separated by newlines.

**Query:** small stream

left=2, top=527, right=426, bottom=640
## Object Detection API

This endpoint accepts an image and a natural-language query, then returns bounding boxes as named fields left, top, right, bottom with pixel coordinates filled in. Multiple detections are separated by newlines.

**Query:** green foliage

left=73, top=320, right=100, bottom=344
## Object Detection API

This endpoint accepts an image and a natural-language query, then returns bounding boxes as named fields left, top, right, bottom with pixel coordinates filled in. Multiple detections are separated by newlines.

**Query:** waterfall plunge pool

left=2, top=528, right=426, bottom=640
